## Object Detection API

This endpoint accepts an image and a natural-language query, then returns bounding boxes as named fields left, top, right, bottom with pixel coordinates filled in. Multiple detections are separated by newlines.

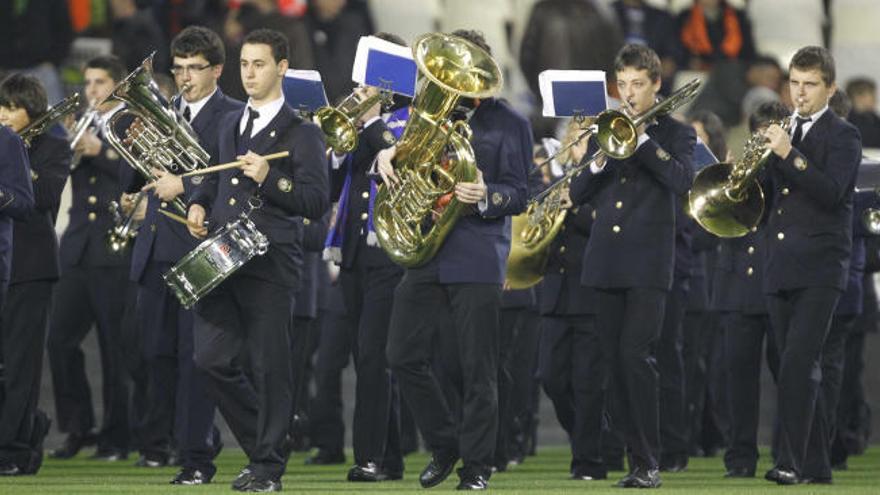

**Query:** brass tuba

left=19, top=93, right=82, bottom=147
left=316, top=86, right=392, bottom=154
left=506, top=79, right=703, bottom=288
left=373, top=33, right=503, bottom=267
left=688, top=117, right=792, bottom=238
left=101, top=54, right=211, bottom=214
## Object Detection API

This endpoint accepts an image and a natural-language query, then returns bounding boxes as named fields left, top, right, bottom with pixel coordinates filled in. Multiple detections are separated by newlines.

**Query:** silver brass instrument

left=316, top=85, right=393, bottom=154
left=853, top=156, right=880, bottom=234
left=18, top=93, right=82, bottom=147
left=688, top=118, right=793, bottom=238
left=107, top=192, right=146, bottom=252
left=102, top=54, right=210, bottom=214
left=68, top=105, right=98, bottom=169
left=506, top=79, right=703, bottom=289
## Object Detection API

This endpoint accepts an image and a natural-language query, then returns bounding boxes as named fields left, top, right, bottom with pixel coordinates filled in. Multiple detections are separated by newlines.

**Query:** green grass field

left=0, top=447, right=876, bottom=494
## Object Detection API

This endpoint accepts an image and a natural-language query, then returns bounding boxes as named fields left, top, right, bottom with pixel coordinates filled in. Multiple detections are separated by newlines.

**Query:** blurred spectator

left=676, top=0, right=755, bottom=71
left=846, top=77, right=880, bottom=148
left=739, top=55, right=783, bottom=122
left=829, top=89, right=853, bottom=120
left=610, top=0, right=680, bottom=94
left=0, top=0, right=73, bottom=104
left=304, top=0, right=374, bottom=104
left=110, top=0, right=170, bottom=72
left=220, top=0, right=316, bottom=101
left=519, top=0, right=622, bottom=137
left=154, top=0, right=228, bottom=39
left=688, top=109, right=729, bottom=161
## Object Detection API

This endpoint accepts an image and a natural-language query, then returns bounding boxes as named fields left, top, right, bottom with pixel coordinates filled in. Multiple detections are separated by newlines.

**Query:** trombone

left=315, top=84, right=393, bottom=155
left=18, top=93, right=82, bottom=147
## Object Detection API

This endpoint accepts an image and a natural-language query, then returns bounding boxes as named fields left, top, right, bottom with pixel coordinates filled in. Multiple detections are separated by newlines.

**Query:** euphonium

left=506, top=79, right=703, bottom=288
left=373, top=33, right=503, bottom=267
left=316, top=86, right=392, bottom=154
left=18, top=93, right=82, bottom=147
left=688, top=117, right=792, bottom=238
left=107, top=192, right=146, bottom=252
left=101, top=54, right=210, bottom=214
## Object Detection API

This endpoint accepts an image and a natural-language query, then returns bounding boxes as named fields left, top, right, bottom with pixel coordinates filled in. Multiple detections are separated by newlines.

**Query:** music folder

left=539, top=70, right=608, bottom=118
left=282, top=69, right=328, bottom=113
left=351, top=35, right=417, bottom=97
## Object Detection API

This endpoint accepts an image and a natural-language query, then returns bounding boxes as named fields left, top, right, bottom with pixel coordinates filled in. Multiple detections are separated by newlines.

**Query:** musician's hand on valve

left=187, top=204, right=208, bottom=239
left=376, top=145, right=398, bottom=187
left=559, top=187, right=573, bottom=209
left=764, top=123, right=792, bottom=160
left=132, top=195, right=147, bottom=222
left=238, top=151, right=270, bottom=185
left=142, top=168, right=184, bottom=201
left=76, top=130, right=102, bottom=157
left=120, top=193, right=136, bottom=215
left=454, top=169, right=487, bottom=204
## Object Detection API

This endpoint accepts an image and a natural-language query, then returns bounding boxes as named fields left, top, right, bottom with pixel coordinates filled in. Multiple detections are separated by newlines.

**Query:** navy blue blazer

left=190, top=103, right=330, bottom=289
left=428, top=98, right=531, bottom=285
left=835, top=190, right=878, bottom=315
left=125, top=90, right=243, bottom=284
left=0, top=127, right=35, bottom=284
left=712, top=228, right=767, bottom=315
left=570, top=114, right=696, bottom=290
left=294, top=212, right=330, bottom=319
left=11, top=133, right=70, bottom=284
left=763, top=110, right=862, bottom=293
left=540, top=203, right=599, bottom=316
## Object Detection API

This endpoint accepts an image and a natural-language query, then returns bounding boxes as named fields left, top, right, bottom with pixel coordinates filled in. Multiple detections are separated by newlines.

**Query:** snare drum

left=164, top=214, right=269, bottom=308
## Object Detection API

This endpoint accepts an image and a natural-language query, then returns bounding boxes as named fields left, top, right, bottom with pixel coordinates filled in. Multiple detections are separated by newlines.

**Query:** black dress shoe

left=170, top=466, right=216, bottom=485
left=621, top=467, right=662, bottom=488
left=232, top=467, right=255, bottom=491
left=659, top=455, right=688, bottom=473
left=419, top=454, right=458, bottom=488
left=0, top=462, right=21, bottom=476
left=48, top=432, right=97, bottom=459
left=89, top=448, right=128, bottom=462
left=304, top=449, right=345, bottom=465
left=134, top=453, right=166, bottom=467
left=234, top=476, right=282, bottom=492
left=456, top=473, right=488, bottom=490
left=765, top=467, right=800, bottom=485
left=347, top=462, right=389, bottom=482
left=724, top=467, right=755, bottom=478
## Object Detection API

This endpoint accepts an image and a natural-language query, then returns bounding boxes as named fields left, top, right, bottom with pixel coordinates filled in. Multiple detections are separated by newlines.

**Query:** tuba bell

left=372, top=33, right=503, bottom=267
left=101, top=54, right=211, bottom=214
left=688, top=117, right=792, bottom=238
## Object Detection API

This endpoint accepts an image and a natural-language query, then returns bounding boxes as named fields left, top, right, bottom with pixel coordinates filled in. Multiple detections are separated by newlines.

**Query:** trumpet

left=107, top=192, right=146, bottom=252
left=18, top=93, right=82, bottom=147
left=68, top=104, right=99, bottom=170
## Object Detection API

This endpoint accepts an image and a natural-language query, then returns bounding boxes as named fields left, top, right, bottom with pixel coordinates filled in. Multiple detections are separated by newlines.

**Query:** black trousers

left=340, top=260, right=403, bottom=471
left=308, top=304, right=351, bottom=454
left=596, top=287, right=666, bottom=471
left=138, top=262, right=218, bottom=470
left=537, top=314, right=606, bottom=477
left=766, top=287, right=840, bottom=479
left=193, top=273, right=294, bottom=479
left=47, top=265, right=130, bottom=450
left=502, top=308, right=540, bottom=463
left=656, top=285, right=688, bottom=460
left=820, top=315, right=856, bottom=450
left=831, top=328, right=868, bottom=464
left=0, top=281, right=50, bottom=460
left=386, top=266, right=500, bottom=475
left=721, top=312, right=778, bottom=471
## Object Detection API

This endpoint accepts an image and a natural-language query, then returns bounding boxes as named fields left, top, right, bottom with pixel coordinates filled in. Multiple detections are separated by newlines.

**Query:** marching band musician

left=323, top=31, right=409, bottom=483
left=379, top=30, right=531, bottom=492
left=120, top=26, right=242, bottom=482
left=0, top=75, right=42, bottom=476
left=185, top=28, right=328, bottom=492
left=46, top=55, right=133, bottom=462
left=760, top=46, right=862, bottom=485
left=567, top=44, right=695, bottom=489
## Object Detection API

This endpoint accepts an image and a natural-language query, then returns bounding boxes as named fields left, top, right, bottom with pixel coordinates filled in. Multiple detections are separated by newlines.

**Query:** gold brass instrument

left=316, top=86, right=392, bottom=154
left=102, top=54, right=210, bottom=214
left=18, top=93, right=82, bottom=147
left=372, top=33, right=503, bottom=267
left=688, top=118, right=792, bottom=238
left=505, top=79, right=703, bottom=288
left=107, top=191, right=146, bottom=252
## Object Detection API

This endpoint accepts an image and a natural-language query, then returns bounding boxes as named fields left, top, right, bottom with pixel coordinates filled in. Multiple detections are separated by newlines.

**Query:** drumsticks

left=181, top=151, right=290, bottom=177
left=158, top=208, right=207, bottom=230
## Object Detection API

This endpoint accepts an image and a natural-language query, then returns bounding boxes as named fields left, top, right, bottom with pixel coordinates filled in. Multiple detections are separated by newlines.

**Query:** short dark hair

left=171, top=25, right=226, bottom=66
left=0, top=73, right=48, bottom=120
left=829, top=89, right=852, bottom=119
left=85, top=55, right=127, bottom=83
left=845, top=77, right=876, bottom=99
left=688, top=110, right=728, bottom=162
left=614, top=44, right=662, bottom=82
left=789, top=46, right=835, bottom=85
left=451, top=29, right=491, bottom=56
left=243, top=28, right=289, bottom=64
left=749, top=101, right=790, bottom=132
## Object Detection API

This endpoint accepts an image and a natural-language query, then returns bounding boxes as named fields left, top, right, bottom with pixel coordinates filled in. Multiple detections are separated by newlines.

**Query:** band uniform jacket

left=190, top=103, right=329, bottom=289
left=0, top=127, right=35, bottom=284
left=539, top=203, right=598, bottom=316
left=11, top=132, right=71, bottom=284
left=59, top=111, right=131, bottom=268
left=294, top=212, right=330, bottom=319
left=123, top=89, right=243, bottom=285
left=429, top=98, right=532, bottom=285
left=835, top=190, right=878, bottom=315
left=763, top=110, right=862, bottom=293
left=329, top=118, right=397, bottom=269
left=569, top=113, right=696, bottom=290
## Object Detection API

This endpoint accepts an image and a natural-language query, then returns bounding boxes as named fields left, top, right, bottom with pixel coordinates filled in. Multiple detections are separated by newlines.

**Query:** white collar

left=239, top=94, right=286, bottom=137
left=180, top=87, right=217, bottom=121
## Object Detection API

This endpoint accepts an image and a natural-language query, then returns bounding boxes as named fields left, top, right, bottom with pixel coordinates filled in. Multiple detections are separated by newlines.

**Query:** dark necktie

left=791, top=116, right=811, bottom=147
left=238, top=108, right=260, bottom=154
left=182, top=105, right=192, bottom=123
